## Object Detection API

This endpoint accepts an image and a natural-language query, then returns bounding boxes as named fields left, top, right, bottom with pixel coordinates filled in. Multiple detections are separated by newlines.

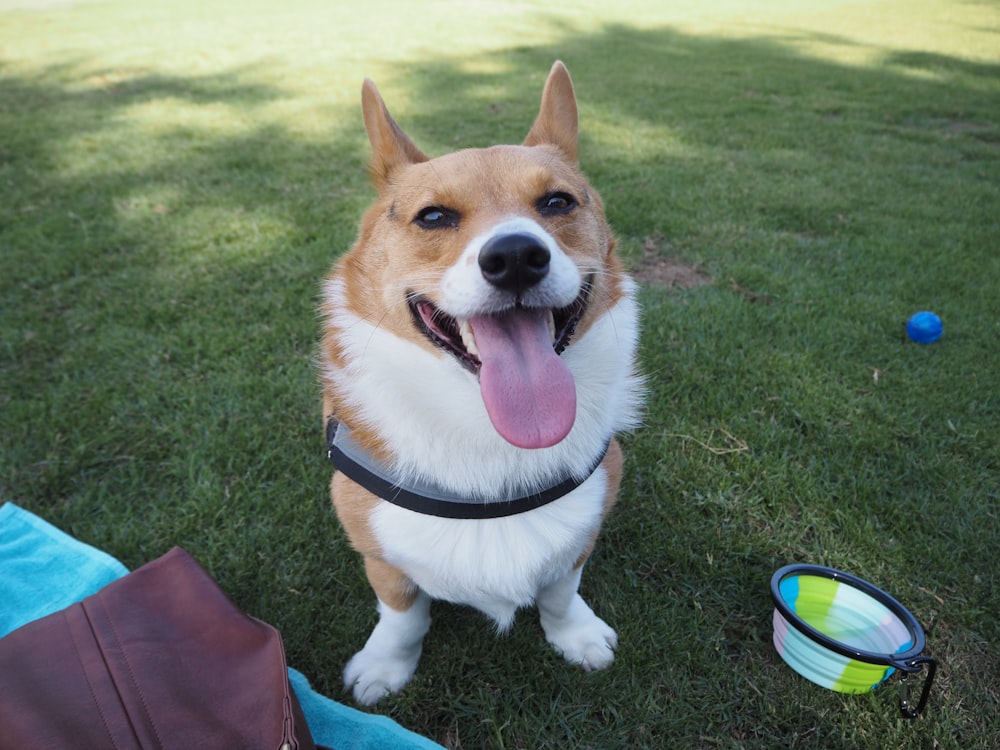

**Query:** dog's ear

left=361, top=79, right=429, bottom=188
left=523, top=61, right=578, bottom=163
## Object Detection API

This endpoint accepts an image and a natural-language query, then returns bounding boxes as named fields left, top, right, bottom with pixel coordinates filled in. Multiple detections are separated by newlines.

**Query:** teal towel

left=289, top=669, right=444, bottom=750
left=0, top=502, right=129, bottom=637
left=0, top=502, right=444, bottom=750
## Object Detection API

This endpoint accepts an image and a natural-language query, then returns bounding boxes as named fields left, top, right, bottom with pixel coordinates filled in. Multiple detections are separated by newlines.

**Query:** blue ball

left=906, top=311, right=942, bottom=344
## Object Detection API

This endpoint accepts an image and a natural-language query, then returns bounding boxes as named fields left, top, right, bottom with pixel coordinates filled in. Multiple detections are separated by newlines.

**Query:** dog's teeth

left=459, top=319, right=478, bottom=357
left=548, top=311, right=557, bottom=344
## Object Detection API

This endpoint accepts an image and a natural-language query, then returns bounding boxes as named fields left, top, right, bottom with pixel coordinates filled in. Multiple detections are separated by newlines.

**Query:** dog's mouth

left=408, top=276, right=592, bottom=373
left=407, top=277, right=592, bottom=449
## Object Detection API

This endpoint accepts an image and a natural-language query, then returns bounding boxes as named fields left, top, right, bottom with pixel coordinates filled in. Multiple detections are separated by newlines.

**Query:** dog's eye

left=538, top=192, right=577, bottom=216
left=414, top=206, right=460, bottom=229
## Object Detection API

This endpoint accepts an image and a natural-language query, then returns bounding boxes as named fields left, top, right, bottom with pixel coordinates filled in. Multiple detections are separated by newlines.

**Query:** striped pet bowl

left=770, top=564, right=937, bottom=718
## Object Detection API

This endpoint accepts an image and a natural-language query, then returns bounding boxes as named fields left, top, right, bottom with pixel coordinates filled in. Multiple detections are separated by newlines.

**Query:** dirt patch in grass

left=633, top=237, right=713, bottom=290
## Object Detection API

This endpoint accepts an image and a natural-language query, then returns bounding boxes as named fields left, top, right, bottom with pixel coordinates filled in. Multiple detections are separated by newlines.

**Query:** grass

left=1, top=0, right=998, bottom=747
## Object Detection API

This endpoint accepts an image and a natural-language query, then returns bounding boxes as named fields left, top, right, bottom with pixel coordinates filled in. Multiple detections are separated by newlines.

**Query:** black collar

left=326, top=419, right=609, bottom=520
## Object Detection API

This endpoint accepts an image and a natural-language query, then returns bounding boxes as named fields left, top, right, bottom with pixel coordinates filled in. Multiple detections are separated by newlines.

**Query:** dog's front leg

left=343, top=557, right=431, bottom=706
left=536, top=565, right=617, bottom=671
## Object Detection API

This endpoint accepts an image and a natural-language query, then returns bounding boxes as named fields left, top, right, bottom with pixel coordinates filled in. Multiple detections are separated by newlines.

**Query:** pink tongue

left=470, top=308, right=576, bottom=449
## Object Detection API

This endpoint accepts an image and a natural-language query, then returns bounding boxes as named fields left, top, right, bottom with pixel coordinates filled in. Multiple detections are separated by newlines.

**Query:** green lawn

left=2, top=1, right=998, bottom=747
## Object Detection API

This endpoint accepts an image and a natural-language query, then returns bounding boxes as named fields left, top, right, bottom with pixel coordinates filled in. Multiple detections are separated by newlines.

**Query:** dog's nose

left=478, top=233, right=550, bottom=292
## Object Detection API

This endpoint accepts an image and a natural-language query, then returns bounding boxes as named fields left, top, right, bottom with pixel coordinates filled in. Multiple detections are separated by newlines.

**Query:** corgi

left=320, top=61, right=642, bottom=706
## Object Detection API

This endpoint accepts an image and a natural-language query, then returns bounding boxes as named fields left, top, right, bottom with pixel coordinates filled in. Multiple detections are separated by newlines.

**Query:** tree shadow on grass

left=1, top=20, right=998, bottom=749
left=1, top=57, right=373, bottom=601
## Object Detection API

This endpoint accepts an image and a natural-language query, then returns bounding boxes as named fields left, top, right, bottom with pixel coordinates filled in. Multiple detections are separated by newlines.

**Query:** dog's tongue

left=470, top=308, right=576, bottom=449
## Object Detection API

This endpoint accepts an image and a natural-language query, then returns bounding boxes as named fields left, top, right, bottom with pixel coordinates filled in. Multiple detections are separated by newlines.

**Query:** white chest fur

left=369, top=466, right=608, bottom=628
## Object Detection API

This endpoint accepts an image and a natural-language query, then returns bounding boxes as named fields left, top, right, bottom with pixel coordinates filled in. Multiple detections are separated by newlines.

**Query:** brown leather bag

left=0, top=546, right=317, bottom=750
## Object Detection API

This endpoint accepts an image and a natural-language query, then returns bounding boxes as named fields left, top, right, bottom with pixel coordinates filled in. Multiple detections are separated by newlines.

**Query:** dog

left=319, top=61, right=642, bottom=706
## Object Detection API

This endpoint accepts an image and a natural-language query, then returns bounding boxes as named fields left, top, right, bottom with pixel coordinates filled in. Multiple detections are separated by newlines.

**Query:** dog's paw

left=547, top=615, right=618, bottom=671
left=343, top=645, right=420, bottom=706
left=541, top=596, right=618, bottom=671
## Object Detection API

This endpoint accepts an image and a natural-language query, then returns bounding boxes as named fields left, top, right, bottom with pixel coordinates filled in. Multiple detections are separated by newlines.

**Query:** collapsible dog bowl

left=770, top=564, right=937, bottom=718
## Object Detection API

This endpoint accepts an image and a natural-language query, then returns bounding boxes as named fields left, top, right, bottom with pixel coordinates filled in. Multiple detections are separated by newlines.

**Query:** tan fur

left=330, top=472, right=418, bottom=612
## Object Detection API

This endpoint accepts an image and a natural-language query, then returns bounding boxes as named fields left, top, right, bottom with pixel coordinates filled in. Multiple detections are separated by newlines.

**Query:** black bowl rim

left=770, top=563, right=926, bottom=670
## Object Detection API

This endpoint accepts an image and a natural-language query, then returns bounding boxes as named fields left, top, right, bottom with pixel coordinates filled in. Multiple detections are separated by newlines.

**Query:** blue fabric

left=289, top=669, right=444, bottom=750
left=0, top=502, right=443, bottom=750
left=0, top=502, right=129, bottom=637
